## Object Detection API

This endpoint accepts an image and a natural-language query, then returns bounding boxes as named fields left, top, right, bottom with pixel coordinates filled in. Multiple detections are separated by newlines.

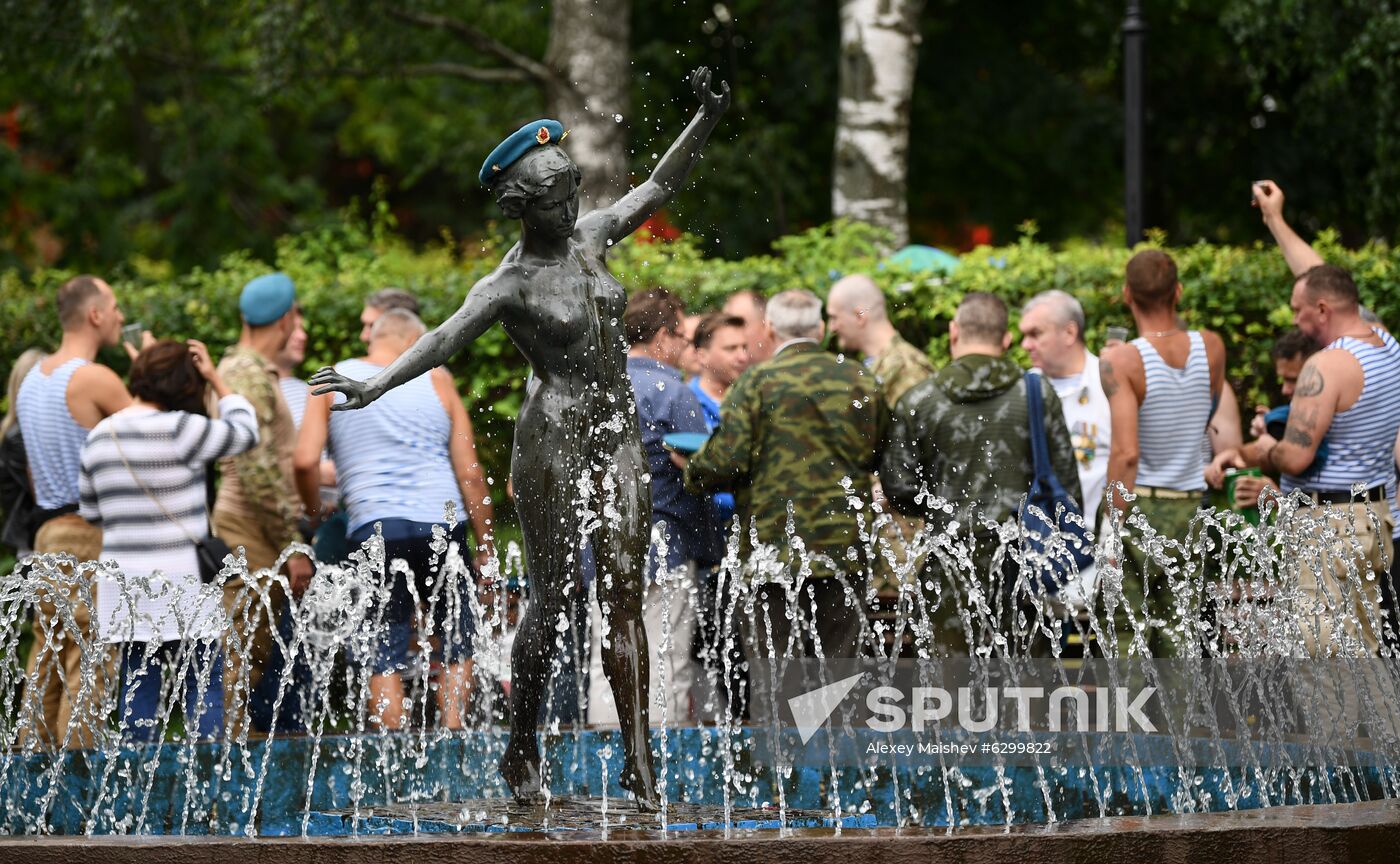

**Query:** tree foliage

left=1222, top=0, right=1400, bottom=240
left=0, top=1, right=548, bottom=269
left=2, top=1, right=1397, bottom=275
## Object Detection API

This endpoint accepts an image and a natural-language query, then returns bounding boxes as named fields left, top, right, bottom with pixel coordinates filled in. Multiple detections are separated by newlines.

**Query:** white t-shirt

left=1047, top=350, right=1112, bottom=529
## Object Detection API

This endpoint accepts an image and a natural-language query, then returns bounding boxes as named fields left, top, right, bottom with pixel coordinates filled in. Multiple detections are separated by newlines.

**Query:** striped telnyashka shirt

left=279, top=375, right=310, bottom=430
left=1133, top=331, right=1212, bottom=492
left=327, top=358, right=464, bottom=535
left=17, top=358, right=93, bottom=510
left=79, top=394, right=259, bottom=643
left=1289, top=327, right=1400, bottom=526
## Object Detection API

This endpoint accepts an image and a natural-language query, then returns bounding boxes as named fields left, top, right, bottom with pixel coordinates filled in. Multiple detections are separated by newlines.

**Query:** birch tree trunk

left=545, top=0, right=631, bottom=211
left=831, top=0, right=925, bottom=249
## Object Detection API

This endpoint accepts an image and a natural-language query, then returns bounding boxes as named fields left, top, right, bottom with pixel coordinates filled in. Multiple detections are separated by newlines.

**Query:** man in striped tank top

left=17, top=275, right=136, bottom=748
left=296, top=309, right=494, bottom=731
left=1101, top=250, right=1226, bottom=656
left=1209, top=182, right=1400, bottom=656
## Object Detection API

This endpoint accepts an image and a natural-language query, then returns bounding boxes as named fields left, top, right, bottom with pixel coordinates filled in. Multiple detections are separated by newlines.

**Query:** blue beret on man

left=478, top=119, right=566, bottom=186
left=239, top=272, right=296, bottom=326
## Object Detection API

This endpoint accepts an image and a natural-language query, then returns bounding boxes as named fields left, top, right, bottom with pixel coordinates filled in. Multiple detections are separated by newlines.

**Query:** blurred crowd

left=6, top=180, right=1400, bottom=747
left=7, top=278, right=495, bottom=747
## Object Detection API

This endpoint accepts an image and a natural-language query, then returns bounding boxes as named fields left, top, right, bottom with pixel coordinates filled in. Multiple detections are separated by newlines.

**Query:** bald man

left=1019, top=289, right=1112, bottom=529
left=826, top=274, right=933, bottom=407
left=826, top=275, right=934, bottom=613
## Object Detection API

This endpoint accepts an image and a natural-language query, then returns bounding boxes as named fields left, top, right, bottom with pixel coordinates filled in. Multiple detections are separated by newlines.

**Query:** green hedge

left=613, top=219, right=1399, bottom=412
left=4, top=209, right=1398, bottom=516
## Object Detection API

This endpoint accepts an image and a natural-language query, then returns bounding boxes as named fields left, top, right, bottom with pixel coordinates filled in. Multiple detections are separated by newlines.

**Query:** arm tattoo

left=1284, top=426, right=1314, bottom=448
left=1100, top=358, right=1120, bottom=398
left=1290, top=405, right=1319, bottom=431
left=1294, top=363, right=1325, bottom=397
left=1279, top=402, right=1320, bottom=461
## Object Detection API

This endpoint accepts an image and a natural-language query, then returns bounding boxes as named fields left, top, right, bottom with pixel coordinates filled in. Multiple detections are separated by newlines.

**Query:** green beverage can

left=1224, top=467, right=1263, bottom=525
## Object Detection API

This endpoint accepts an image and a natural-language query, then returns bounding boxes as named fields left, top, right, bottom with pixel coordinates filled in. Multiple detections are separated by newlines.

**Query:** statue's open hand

left=691, top=66, right=730, bottom=117
left=309, top=366, right=374, bottom=411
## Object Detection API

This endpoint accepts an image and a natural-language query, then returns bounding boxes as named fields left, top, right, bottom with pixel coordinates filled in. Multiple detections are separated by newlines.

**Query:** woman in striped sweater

left=79, top=340, right=259, bottom=743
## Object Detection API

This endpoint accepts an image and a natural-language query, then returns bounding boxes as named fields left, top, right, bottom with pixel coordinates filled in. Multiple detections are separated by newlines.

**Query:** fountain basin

left=3, top=727, right=1394, bottom=836
left=2, top=800, right=1398, bottom=864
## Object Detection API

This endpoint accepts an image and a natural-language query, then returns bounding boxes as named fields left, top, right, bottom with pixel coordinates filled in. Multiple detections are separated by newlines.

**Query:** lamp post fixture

left=1123, top=0, right=1147, bottom=247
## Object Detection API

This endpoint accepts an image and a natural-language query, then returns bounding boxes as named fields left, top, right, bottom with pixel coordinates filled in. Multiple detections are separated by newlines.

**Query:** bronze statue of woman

left=310, top=67, right=729, bottom=810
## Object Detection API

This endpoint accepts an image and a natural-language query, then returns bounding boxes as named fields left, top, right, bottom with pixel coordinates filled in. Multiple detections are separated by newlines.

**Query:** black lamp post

left=1123, top=1, right=1147, bottom=247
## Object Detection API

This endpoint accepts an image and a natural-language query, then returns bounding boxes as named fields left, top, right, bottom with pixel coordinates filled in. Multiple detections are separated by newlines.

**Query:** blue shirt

left=627, top=356, right=715, bottom=561
left=688, top=377, right=736, bottom=525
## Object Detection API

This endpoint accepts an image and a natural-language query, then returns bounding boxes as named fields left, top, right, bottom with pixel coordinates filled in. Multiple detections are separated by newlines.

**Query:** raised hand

left=187, top=340, right=217, bottom=381
left=121, top=328, right=155, bottom=361
left=1251, top=179, right=1285, bottom=222
left=309, top=366, right=377, bottom=411
left=187, top=338, right=232, bottom=398
left=690, top=66, right=731, bottom=117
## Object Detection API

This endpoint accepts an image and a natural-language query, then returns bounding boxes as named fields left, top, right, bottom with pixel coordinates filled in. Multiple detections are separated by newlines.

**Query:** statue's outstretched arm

left=310, top=272, right=518, bottom=410
left=585, top=67, right=730, bottom=245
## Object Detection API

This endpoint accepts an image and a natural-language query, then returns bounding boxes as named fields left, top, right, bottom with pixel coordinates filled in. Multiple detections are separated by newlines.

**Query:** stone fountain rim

left=1, top=800, right=1397, bottom=864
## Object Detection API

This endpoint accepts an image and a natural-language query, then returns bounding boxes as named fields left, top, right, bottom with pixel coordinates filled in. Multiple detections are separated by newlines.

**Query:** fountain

left=306, top=63, right=732, bottom=811
left=2, top=68, right=1399, bottom=864
left=1, top=485, right=1398, bottom=859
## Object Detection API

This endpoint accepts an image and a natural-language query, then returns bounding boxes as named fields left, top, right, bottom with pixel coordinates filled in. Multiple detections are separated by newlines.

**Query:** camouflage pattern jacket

left=684, top=341, right=888, bottom=581
left=214, top=347, right=301, bottom=551
left=869, top=331, right=935, bottom=408
left=881, top=353, right=1082, bottom=542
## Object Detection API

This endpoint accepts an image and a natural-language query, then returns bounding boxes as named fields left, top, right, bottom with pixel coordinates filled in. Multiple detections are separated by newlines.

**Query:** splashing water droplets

left=3, top=489, right=1400, bottom=835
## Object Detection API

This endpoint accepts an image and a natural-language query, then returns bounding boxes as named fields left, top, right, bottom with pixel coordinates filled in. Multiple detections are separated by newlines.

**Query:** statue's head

left=490, top=145, right=581, bottom=238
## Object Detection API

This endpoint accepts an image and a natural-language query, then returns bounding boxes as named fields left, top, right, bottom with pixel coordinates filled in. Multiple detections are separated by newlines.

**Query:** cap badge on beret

left=479, top=118, right=567, bottom=186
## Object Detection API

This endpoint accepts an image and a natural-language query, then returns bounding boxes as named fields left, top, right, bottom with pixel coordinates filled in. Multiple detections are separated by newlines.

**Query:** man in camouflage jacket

left=826, top=274, right=936, bottom=602
left=881, top=293, right=1081, bottom=656
left=214, top=273, right=312, bottom=735
left=684, top=290, right=888, bottom=661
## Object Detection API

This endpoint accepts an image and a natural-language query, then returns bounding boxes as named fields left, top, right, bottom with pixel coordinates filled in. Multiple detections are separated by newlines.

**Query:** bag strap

left=1023, top=371, right=1055, bottom=487
left=109, top=416, right=207, bottom=547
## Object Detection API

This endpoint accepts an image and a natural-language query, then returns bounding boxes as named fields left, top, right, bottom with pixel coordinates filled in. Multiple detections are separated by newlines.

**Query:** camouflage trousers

left=1116, top=492, right=1209, bottom=658
left=212, top=508, right=286, bottom=739
left=1288, top=499, right=1394, bottom=657
left=740, top=575, right=868, bottom=661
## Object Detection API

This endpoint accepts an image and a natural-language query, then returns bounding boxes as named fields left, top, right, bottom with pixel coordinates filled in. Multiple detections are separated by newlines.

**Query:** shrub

left=616, top=220, right=1399, bottom=412
left=3, top=211, right=1396, bottom=534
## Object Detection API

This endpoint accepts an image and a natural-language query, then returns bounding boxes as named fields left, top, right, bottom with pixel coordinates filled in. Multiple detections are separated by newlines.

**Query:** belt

left=1299, top=484, right=1388, bottom=505
left=1133, top=485, right=1202, bottom=500
left=31, top=503, right=79, bottom=525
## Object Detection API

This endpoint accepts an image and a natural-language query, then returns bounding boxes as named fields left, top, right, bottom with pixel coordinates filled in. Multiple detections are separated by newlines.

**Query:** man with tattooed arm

left=1209, top=181, right=1400, bottom=656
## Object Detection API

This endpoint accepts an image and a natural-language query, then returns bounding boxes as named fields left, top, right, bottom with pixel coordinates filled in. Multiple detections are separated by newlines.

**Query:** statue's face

left=522, top=170, right=578, bottom=239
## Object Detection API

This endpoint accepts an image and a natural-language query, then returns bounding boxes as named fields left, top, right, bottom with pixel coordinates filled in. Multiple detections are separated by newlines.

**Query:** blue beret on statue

left=239, top=272, right=296, bottom=326
left=478, top=119, right=566, bottom=186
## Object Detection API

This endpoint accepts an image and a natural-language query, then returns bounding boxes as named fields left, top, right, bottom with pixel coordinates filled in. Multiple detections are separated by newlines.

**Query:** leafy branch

left=385, top=7, right=559, bottom=87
